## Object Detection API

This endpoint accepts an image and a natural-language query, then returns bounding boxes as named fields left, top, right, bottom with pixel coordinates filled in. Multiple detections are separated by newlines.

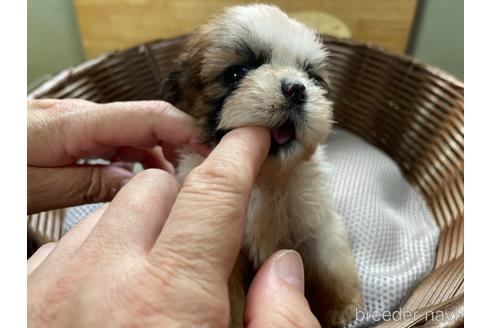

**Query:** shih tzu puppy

left=161, top=4, right=362, bottom=327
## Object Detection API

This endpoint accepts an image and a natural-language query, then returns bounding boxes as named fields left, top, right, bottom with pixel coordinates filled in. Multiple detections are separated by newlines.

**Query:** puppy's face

left=162, top=4, right=333, bottom=171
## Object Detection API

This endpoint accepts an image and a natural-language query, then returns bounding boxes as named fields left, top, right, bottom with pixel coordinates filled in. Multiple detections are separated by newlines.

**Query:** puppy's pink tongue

left=271, top=121, right=295, bottom=145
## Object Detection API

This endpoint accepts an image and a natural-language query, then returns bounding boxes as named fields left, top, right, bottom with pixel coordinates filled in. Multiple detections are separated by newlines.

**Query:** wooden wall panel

left=75, top=0, right=417, bottom=58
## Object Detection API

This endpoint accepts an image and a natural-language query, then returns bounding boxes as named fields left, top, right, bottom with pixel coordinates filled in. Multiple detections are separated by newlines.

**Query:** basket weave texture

left=28, top=35, right=464, bottom=327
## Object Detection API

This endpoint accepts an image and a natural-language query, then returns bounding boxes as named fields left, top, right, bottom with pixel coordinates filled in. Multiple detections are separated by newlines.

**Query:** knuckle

left=147, top=100, right=176, bottom=118
left=140, top=168, right=176, bottom=183
left=139, top=167, right=164, bottom=177
left=139, top=169, right=180, bottom=193
left=185, top=159, right=249, bottom=195
left=148, top=241, right=207, bottom=283
left=83, top=167, right=110, bottom=203
left=116, top=170, right=179, bottom=212
left=144, top=251, right=199, bottom=299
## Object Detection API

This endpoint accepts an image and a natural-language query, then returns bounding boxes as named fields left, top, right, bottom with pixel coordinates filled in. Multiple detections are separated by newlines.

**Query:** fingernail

left=274, top=250, right=304, bottom=293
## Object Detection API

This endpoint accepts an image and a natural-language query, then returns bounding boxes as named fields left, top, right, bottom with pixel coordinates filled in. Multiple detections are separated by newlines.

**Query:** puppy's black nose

left=282, top=81, right=306, bottom=105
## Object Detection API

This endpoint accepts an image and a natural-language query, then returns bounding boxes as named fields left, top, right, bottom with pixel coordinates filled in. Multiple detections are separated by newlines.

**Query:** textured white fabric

left=323, top=129, right=439, bottom=327
left=63, top=128, right=439, bottom=327
left=63, top=203, right=104, bottom=235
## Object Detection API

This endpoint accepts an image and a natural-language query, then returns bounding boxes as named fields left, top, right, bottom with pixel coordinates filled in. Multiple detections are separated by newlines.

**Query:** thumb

left=244, top=250, right=320, bottom=328
left=28, top=165, right=134, bottom=214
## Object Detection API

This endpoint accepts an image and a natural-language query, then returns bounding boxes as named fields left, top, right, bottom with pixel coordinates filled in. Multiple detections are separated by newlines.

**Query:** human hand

left=27, top=99, right=208, bottom=214
left=27, top=126, right=320, bottom=327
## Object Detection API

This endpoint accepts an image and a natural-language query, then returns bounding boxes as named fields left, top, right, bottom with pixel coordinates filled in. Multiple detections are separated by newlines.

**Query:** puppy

left=161, top=4, right=362, bottom=327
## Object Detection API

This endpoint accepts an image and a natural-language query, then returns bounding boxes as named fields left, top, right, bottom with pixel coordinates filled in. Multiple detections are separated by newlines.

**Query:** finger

left=150, top=126, right=270, bottom=282
left=27, top=165, right=134, bottom=214
left=28, top=100, right=208, bottom=166
left=30, top=205, right=107, bottom=277
left=80, top=169, right=179, bottom=256
left=244, top=250, right=320, bottom=328
left=27, top=242, right=57, bottom=277
left=52, top=205, right=107, bottom=258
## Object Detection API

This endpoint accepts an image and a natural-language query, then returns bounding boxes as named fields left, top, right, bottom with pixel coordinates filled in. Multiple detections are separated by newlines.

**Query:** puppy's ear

left=160, top=55, right=188, bottom=104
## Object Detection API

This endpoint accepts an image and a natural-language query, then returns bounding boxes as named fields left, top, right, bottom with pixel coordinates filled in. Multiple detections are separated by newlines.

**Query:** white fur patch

left=224, top=4, right=327, bottom=67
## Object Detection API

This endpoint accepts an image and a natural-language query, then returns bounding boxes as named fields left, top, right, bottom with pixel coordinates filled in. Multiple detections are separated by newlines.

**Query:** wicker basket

left=28, top=35, right=464, bottom=327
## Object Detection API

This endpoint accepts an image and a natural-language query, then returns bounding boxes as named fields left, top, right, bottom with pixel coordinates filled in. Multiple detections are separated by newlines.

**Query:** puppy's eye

left=223, top=65, right=249, bottom=86
left=307, top=72, right=330, bottom=94
left=307, top=72, right=324, bottom=86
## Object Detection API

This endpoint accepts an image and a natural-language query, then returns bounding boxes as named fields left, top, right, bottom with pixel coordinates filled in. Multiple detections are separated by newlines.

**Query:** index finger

left=28, top=99, right=207, bottom=166
left=149, top=126, right=270, bottom=282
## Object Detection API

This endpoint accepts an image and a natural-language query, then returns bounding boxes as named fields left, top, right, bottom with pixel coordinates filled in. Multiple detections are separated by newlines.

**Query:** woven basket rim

left=28, top=34, right=463, bottom=100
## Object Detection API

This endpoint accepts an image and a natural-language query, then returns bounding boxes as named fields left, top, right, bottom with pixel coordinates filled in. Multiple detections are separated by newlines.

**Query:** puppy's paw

left=304, top=252, right=363, bottom=327
left=318, top=290, right=363, bottom=327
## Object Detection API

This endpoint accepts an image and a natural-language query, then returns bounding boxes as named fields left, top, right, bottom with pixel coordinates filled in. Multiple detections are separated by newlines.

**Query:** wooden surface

left=74, top=0, right=417, bottom=58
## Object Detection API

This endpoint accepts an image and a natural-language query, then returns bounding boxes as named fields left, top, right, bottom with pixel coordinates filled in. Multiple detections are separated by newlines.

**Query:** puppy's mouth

left=270, top=120, right=296, bottom=153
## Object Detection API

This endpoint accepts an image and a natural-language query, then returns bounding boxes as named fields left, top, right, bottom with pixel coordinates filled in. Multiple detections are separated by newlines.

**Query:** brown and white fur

left=161, top=4, right=362, bottom=327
